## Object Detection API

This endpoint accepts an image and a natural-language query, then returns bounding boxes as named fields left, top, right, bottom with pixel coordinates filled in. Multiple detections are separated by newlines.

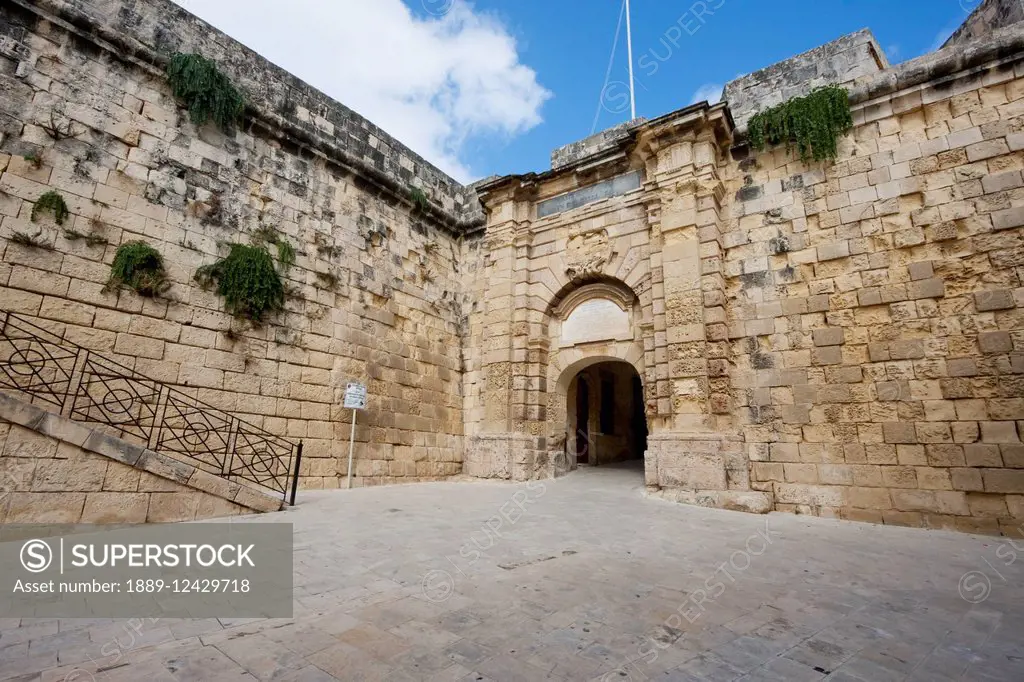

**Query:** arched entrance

left=566, top=360, right=648, bottom=471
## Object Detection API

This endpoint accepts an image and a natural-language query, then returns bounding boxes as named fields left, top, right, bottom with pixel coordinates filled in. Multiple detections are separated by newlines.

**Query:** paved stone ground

left=3, top=462, right=1024, bottom=681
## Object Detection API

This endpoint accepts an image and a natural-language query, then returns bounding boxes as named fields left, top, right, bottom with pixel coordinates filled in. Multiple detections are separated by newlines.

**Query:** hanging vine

left=251, top=226, right=296, bottom=269
left=166, top=53, right=246, bottom=132
left=409, top=187, right=430, bottom=213
left=194, top=243, right=286, bottom=323
left=105, top=241, right=169, bottom=297
left=747, top=86, right=852, bottom=163
left=31, top=191, right=70, bottom=225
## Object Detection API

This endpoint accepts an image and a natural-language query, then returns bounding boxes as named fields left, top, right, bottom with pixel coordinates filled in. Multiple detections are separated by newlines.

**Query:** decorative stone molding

left=552, top=281, right=636, bottom=320
left=564, top=226, right=616, bottom=282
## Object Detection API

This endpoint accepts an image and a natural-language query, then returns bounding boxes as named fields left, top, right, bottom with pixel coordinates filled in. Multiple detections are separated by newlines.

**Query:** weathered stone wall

left=550, top=119, right=646, bottom=171
left=726, top=37, right=1024, bottom=534
left=724, top=29, right=888, bottom=130
left=945, top=0, right=1024, bottom=49
left=0, top=0, right=471, bottom=490
left=469, top=24, right=1024, bottom=534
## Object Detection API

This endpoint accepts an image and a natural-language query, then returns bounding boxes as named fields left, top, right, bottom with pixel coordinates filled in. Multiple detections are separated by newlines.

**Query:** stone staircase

left=0, top=310, right=300, bottom=520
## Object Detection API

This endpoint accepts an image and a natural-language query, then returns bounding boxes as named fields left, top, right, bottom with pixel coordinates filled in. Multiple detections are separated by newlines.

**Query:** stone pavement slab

left=2, top=463, right=1024, bottom=681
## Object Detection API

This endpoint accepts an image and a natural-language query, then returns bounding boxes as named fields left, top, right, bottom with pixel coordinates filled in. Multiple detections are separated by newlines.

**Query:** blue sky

left=419, top=0, right=981, bottom=179
left=178, top=0, right=982, bottom=183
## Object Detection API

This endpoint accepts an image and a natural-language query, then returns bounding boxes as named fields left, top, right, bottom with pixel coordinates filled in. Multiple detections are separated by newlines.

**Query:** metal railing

left=0, top=310, right=302, bottom=504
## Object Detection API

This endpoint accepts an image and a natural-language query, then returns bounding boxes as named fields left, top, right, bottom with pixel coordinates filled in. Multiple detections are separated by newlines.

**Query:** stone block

left=868, top=343, right=890, bottom=362
left=811, top=346, right=842, bottom=366
left=927, top=444, right=967, bottom=467
left=907, top=261, right=933, bottom=280
left=889, top=340, right=925, bottom=360
left=965, top=444, right=1003, bottom=467
left=233, top=485, right=282, bottom=513
left=1002, top=445, right=1024, bottom=468
left=892, top=490, right=969, bottom=516
left=195, top=495, right=245, bottom=520
left=858, top=288, right=883, bottom=307
left=979, top=331, right=1013, bottom=354
left=659, top=452, right=727, bottom=490
left=80, top=492, right=149, bottom=523
left=136, top=450, right=194, bottom=484
left=981, top=421, right=1020, bottom=443
left=3, top=427, right=58, bottom=459
left=967, top=493, right=1009, bottom=518
left=975, top=290, right=1015, bottom=311
left=951, top=468, right=984, bottom=491
left=774, top=483, right=845, bottom=507
left=992, top=206, right=1024, bottom=230
left=817, top=241, right=850, bottom=261
left=5, top=492, right=85, bottom=522
left=966, top=139, right=1009, bottom=161
left=947, top=359, right=978, bottom=377
left=883, top=422, right=917, bottom=444
left=983, top=469, right=1024, bottom=494
left=812, top=327, right=845, bottom=347
left=783, top=463, right=818, bottom=484
left=846, top=487, right=892, bottom=510
left=83, top=430, right=145, bottom=466
left=147, top=492, right=199, bottom=522
left=907, top=278, right=944, bottom=300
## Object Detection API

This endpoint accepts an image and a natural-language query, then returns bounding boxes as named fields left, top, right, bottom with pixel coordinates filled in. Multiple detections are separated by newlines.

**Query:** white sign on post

left=343, top=382, right=367, bottom=489
left=343, top=382, right=367, bottom=410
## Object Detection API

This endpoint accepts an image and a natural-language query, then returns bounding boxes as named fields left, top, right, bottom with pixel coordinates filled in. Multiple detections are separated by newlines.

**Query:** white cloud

left=690, top=83, right=723, bottom=105
left=170, top=0, right=550, bottom=182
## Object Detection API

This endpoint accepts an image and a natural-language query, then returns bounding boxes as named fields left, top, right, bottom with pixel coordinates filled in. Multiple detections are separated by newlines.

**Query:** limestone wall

left=0, top=0, right=469, bottom=490
left=945, top=0, right=1024, bottom=49
left=726, top=40, right=1024, bottom=534
left=724, top=29, right=888, bottom=131
left=468, top=24, right=1024, bottom=534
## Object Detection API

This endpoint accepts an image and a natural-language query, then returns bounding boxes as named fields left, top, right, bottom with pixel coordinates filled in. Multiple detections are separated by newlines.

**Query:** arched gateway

left=545, top=280, right=648, bottom=477
left=466, top=111, right=771, bottom=514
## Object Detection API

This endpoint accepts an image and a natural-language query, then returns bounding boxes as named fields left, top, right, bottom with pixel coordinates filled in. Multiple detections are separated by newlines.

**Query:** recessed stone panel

left=561, top=299, right=629, bottom=345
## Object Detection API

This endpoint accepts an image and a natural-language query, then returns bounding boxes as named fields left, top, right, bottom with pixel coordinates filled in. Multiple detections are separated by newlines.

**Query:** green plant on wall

left=747, top=85, right=852, bottom=163
left=409, top=187, right=430, bottom=213
left=251, top=226, right=296, bottom=270
left=31, top=191, right=69, bottom=225
left=166, top=53, right=246, bottom=132
left=105, top=241, right=169, bottom=297
left=195, top=243, right=285, bottom=323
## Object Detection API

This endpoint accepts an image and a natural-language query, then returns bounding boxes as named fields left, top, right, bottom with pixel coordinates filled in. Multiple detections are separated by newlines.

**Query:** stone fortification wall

left=0, top=0, right=473, bottom=490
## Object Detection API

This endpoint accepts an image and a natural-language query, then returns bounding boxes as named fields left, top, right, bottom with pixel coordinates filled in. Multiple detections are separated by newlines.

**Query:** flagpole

left=625, top=0, right=636, bottom=121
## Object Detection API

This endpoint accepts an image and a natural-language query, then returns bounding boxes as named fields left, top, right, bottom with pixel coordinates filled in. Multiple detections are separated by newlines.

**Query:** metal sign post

left=343, top=382, right=367, bottom=489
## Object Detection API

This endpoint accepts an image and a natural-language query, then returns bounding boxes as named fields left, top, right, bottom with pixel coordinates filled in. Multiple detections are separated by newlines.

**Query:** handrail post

left=60, top=348, right=88, bottom=419
left=289, top=441, right=303, bottom=507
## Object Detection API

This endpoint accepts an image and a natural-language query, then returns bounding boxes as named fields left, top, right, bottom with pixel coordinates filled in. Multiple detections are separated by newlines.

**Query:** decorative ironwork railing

left=0, top=311, right=302, bottom=503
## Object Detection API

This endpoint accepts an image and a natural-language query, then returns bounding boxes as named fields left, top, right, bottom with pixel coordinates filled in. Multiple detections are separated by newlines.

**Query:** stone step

left=0, top=391, right=282, bottom=522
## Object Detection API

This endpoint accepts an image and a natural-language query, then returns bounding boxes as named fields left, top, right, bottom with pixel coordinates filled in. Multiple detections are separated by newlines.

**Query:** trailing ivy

left=31, top=191, right=69, bottom=225
left=105, top=241, right=169, bottom=297
left=409, top=187, right=430, bottom=213
left=747, top=86, right=852, bottom=163
left=166, top=53, right=245, bottom=132
left=195, top=243, right=285, bottom=323
left=251, top=226, right=296, bottom=270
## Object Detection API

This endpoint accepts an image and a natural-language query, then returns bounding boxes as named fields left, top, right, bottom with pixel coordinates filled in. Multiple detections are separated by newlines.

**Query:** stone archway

left=543, top=278, right=649, bottom=478
left=563, top=359, right=648, bottom=472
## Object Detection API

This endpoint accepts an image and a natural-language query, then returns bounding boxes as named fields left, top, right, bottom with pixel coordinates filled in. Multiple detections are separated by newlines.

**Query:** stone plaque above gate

left=537, top=171, right=642, bottom=218
left=561, top=298, right=630, bottom=345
